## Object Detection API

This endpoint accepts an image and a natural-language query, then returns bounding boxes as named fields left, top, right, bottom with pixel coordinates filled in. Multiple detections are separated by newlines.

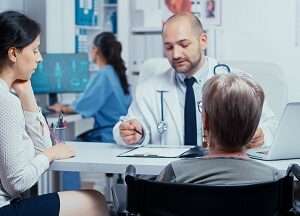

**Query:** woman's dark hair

left=93, top=32, right=130, bottom=94
left=0, top=11, right=41, bottom=67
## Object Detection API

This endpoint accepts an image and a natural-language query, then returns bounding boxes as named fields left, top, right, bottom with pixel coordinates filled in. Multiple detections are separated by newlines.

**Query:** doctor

left=113, top=12, right=276, bottom=147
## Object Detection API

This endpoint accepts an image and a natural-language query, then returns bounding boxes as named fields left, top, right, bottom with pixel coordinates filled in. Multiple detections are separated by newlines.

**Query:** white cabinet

left=24, top=0, right=75, bottom=53
left=75, top=0, right=118, bottom=53
left=0, top=0, right=24, bottom=12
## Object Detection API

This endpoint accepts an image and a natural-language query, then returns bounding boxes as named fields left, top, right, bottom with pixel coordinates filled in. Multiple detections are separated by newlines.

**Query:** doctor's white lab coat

left=113, top=57, right=277, bottom=146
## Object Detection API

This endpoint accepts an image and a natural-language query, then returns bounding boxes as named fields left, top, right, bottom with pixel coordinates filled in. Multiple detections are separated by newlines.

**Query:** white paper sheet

left=119, top=145, right=191, bottom=158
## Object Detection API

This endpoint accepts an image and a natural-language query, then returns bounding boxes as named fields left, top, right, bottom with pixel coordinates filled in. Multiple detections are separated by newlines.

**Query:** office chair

left=220, top=60, right=288, bottom=119
left=125, top=165, right=296, bottom=216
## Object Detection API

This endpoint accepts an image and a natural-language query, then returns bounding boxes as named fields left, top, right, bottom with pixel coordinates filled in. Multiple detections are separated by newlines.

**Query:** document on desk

left=118, top=145, right=192, bottom=158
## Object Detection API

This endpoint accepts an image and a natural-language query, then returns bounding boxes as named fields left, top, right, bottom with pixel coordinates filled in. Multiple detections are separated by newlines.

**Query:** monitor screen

left=31, top=53, right=89, bottom=94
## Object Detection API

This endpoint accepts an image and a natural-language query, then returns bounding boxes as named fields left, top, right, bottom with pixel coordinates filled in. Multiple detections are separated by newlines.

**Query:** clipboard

left=118, top=145, right=192, bottom=158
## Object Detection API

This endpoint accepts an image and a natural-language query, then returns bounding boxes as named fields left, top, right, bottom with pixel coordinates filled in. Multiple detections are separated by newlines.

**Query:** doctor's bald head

left=162, top=13, right=207, bottom=77
left=162, top=12, right=204, bottom=36
left=202, top=73, right=265, bottom=152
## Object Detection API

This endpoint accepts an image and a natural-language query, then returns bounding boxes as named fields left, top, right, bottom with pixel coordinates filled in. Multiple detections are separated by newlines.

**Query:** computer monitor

left=31, top=53, right=89, bottom=94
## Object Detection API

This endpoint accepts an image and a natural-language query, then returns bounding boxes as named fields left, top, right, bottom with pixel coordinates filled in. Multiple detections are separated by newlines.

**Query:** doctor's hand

left=119, top=119, right=144, bottom=145
left=247, top=127, right=264, bottom=149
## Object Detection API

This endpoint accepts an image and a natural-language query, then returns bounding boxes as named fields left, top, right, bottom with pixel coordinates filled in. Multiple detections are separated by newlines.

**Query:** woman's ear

left=94, top=47, right=102, bottom=56
left=7, top=47, right=17, bottom=63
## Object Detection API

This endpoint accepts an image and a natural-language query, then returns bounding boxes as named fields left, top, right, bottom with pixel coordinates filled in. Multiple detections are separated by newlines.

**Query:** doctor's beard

left=173, top=55, right=203, bottom=76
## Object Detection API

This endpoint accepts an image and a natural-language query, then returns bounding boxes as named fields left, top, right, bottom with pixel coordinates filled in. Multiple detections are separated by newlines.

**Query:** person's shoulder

left=0, top=91, right=22, bottom=115
left=0, top=91, right=20, bottom=106
left=91, top=67, right=112, bottom=82
left=242, top=158, right=283, bottom=180
left=243, top=158, right=278, bottom=170
left=136, top=68, right=173, bottom=89
left=101, top=65, right=114, bottom=74
left=171, top=157, right=208, bottom=169
left=97, top=65, right=119, bottom=80
left=152, top=67, right=173, bottom=80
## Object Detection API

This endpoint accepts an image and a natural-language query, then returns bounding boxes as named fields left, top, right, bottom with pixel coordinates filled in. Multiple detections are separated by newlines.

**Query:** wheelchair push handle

left=125, top=165, right=136, bottom=177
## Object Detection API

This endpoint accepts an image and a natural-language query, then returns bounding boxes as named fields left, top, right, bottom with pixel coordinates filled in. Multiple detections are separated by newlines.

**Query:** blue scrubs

left=63, top=65, right=131, bottom=190
left=72, top=65, right=132, bottom=142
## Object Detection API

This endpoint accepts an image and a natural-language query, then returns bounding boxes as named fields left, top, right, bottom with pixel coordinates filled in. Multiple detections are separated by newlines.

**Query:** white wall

left=0, top=0, right=24, bottom=12
left=214, top=0, right=300, bottom=102
left=2, top=0, right=299, bottom=102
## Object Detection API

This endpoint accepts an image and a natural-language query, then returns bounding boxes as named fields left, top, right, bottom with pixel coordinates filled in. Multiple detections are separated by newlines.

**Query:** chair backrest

left=220, top=60, right=288, bottom=118
left=138, top=58, right=171, bottom=83
left=125, top=175, right=294, bottom=216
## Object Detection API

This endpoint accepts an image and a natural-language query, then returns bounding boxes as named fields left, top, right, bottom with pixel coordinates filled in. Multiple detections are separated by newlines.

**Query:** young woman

left=49, top=32, right=132, bottom=142
left=0, top=11, right=108, bottom=216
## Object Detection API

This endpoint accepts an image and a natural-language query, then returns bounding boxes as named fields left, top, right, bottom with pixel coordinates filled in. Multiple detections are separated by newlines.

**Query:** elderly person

left=158, top=73, right=281, bottom=184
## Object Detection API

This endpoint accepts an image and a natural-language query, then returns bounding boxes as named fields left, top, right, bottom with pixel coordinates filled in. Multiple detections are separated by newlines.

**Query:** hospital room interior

left=1, top=0, right=300, bottom=215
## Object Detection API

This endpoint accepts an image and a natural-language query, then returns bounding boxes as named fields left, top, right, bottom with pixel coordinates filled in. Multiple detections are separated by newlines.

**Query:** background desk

left=39, top=142, right=300, bottom=194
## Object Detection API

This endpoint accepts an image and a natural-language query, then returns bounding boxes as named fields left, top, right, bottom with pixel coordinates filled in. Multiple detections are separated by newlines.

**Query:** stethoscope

left=156, top=63, right=231, bottom=144
left=157, top=90, right=168, bottom=145
left=213, top=63, right=231, bottom=75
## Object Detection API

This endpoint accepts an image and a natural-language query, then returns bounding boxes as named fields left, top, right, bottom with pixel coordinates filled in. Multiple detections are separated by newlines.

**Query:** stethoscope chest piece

left=157, top=121, right=168, bottom=134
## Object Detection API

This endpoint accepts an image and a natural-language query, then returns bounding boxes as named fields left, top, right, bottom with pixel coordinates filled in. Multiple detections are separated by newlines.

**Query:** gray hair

left=202, top=73, right=264, bottom=151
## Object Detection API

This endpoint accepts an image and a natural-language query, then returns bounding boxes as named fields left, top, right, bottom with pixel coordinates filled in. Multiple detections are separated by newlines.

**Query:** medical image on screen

left=31, top=53, right=89, bottom=93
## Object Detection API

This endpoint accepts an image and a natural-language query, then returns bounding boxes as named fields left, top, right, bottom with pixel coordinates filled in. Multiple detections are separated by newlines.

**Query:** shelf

left=103, top=3, right=117, bottom=7
left=76, top=25, right=102, bottom=31
left=131, top=27, right=161, bottom=34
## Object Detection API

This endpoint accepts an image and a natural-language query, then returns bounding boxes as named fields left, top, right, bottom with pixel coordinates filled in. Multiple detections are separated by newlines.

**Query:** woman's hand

left=11, top=80, right=32, bottom=97
left=43, top=144, right=76, bottom=161
left=11, top=80, right=39, bottom=112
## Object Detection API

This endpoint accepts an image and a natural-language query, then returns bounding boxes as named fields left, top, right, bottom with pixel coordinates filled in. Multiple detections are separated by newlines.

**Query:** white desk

left=50, top=142, right=176, bottom=175
left=39, top=142, right=176, bottom=194
left=39, top=141, right=300, bottom=194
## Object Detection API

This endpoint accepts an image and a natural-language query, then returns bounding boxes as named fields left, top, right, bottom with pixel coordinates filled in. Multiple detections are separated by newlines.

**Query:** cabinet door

left=45, top=0, right=75, bottom=53
left=24, top=0, right=75, bottom=53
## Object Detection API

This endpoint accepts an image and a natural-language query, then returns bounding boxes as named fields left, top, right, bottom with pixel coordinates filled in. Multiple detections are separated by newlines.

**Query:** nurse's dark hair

left=93, top=32, right=130, bottom=95
left=0, top=11, right=41, bottom=67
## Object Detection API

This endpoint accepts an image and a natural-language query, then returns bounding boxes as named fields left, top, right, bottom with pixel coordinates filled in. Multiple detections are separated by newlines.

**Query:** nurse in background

left=49, top=32, right=132, bottom=142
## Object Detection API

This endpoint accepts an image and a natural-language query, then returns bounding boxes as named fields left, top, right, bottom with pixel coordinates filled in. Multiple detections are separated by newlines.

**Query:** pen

left=132, top=154, right=158, bottom=157
left=49, top=123, right=57, bottom=145
left=57, top=112, right=64, bottom=128
left=134, top=128, right=143, bottom=136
